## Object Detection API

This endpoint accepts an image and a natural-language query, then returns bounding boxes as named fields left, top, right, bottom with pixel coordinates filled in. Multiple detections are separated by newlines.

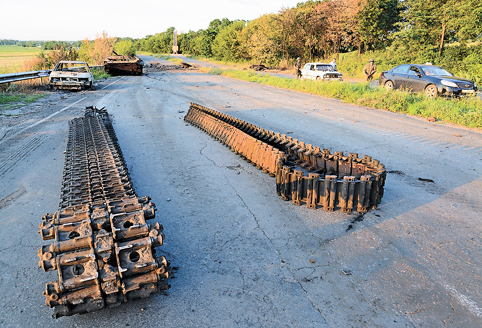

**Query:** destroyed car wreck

left=49, top=61, right=94, bottom=90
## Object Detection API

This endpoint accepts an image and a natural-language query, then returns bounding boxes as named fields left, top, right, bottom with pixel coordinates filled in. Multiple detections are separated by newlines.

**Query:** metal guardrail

left=0, top=65, right=104, bottom=85
left=0, top=70, right=52, bottom=84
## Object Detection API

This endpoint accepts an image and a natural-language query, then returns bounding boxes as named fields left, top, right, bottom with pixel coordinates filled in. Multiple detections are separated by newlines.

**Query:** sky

left=0, top=0, right=304, bottom=41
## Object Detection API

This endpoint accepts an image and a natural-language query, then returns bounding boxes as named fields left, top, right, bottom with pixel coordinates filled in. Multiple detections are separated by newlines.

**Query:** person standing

left=363, top=58, right=377, bottom=81
left=294, top=57, right=302, bottom=79
left=329, top=58, right=337, bottom=71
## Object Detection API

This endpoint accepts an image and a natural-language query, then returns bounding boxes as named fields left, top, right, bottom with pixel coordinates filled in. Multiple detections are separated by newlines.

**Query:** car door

left=308, top=64, right=316, bottom=80
left=301, top=64, right=311, bottom=80
left=405, top=66, right=425, bottom=92
left=391, top=64, right=410, bottom=89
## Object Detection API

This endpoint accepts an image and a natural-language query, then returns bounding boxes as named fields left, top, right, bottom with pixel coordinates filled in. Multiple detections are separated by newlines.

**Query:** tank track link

left=184, top=102, right=386, bottom=213
left=38, top=106, right=170, bottom=318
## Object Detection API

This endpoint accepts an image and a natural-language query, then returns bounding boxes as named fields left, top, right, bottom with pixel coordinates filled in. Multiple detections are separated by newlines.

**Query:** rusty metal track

left=184, top=103, right=386, bottom=213
left=38, top=106, right=170, bottom=318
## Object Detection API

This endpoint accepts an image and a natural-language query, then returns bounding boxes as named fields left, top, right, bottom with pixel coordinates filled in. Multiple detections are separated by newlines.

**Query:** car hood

left=50, top=71, right=91, bottom=78
left=437, top=75, right=474, bottom=84
left=321, top=71, right=342, bottom=75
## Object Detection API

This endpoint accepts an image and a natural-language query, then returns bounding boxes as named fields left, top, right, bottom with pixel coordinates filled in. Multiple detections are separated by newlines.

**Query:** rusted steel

left=38, top=106, right=170, bottom=318
left=103, top=55, right=143, bottom=75
left=184, top=103, right=386, bottom=213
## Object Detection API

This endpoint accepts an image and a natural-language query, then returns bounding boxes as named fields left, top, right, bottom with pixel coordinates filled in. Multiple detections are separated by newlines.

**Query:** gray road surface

left=0, top=56, right=481, bottom=327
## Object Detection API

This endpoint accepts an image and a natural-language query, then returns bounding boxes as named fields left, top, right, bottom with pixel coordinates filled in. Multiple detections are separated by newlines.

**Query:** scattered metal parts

left=103, top=55, right=143, bottom=75
left=341, top=269, right=353, bottom=275
left=249, top=64, right=268, bottom=71
left=184, top=102, right=386, bottom=213
left=38, top=106, right=170, bottom=318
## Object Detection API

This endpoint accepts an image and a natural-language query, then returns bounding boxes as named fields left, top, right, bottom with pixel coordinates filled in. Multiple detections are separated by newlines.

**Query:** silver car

left=49, top=61, right=94, bottom=90
left=301, top=63, right=343, bottom=81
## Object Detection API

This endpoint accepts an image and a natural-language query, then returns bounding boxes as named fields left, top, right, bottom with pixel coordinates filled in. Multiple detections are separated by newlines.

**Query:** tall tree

left=355, top=0, right=400, bottom=53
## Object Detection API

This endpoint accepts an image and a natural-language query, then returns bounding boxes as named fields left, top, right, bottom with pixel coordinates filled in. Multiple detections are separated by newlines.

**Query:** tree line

left=135, top=0, right=482, bottom=67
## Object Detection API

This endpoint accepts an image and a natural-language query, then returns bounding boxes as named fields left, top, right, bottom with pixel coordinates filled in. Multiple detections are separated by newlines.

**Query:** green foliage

left=0, top=39, right=18, bottom=46
left=92, top=69, right=110, bottom=81
left=115, top=40, right=136, bottom=55
left=138, top=27, right=175, bottom=54
left=355, top=0, right=400, bottom=51
left=42, top=41, right=72, bottom=50
left=133, top=0, right=482, bottom=83
left=211, top=20, right=247, bottom=61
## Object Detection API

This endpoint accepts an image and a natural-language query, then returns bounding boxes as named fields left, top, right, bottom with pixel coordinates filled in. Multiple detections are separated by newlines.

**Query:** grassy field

left=0, top=45, right=42, bottom=74
left=202, top=67, right=482, bottom=129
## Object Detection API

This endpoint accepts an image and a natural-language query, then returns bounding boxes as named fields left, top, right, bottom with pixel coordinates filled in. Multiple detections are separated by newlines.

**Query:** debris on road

left=37, top=106, right=170, bottom=318
left=184, top=103, right=386, bottom=213
left=146, top=61, right=197, bottom=71
left=250, top=64, right=268, bottom=71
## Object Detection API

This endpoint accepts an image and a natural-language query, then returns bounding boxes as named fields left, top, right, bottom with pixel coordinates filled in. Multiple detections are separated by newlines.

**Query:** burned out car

left=49, top=61, right=94, bottom=90
left=301, top=63, right=343, bottom=81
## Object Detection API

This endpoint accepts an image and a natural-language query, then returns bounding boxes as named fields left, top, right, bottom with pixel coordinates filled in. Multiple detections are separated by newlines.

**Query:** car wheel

left=384, top=80, right=394, bottom=91
left=425, top=84, right=438, bottom=97
left=316, top=76, right=321, bottom=81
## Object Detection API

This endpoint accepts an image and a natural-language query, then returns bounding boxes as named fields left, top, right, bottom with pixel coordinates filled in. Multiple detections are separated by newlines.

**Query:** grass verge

left=148, top=54, right=183, bottom=64
left=0, top=92, right=45, bottom=112
left=92, top=69, right=110, bottom=81
left=202, top=68, right=482, bottom=129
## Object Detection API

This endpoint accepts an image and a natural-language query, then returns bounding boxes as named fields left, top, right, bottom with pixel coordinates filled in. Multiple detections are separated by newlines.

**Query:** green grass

left=0, top=92, right=45, bottom=111
left=92, top=69, right=110, bottom=81
left=0, top=45, right=43, bottom=74
left=145, top=54, right=183, bottom=64
left=206, top=68, right=482, bottom=129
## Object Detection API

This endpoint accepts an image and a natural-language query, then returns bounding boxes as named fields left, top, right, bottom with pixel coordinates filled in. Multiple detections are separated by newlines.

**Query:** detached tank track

left=185, top=103, right=386, bottom=213
left=38, top=106, right=170, bottom=318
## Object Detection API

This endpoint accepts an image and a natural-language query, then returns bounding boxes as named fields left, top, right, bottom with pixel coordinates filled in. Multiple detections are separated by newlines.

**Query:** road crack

left=224, top=175, right=328, bottom=323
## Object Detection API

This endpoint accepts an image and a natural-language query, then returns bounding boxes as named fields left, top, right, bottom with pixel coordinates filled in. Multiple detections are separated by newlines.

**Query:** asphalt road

left=0, top=56, right=481, bottom=327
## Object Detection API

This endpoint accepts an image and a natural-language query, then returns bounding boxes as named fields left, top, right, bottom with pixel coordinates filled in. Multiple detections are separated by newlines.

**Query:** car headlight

left=441, top=80, right=458, bottom=88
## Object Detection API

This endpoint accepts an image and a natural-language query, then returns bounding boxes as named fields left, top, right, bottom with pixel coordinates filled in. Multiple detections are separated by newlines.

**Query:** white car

left=49, top=61, right=94, bottom=90
left=301, top=63, right=343, bottom=81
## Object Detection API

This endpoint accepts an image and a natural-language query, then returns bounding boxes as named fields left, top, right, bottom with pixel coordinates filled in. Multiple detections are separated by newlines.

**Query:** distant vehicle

left=49, top=61, right=94, bottom=90
left=378, top=64, right=477, bottom=97
left=300, top=63, right=343, bottom=81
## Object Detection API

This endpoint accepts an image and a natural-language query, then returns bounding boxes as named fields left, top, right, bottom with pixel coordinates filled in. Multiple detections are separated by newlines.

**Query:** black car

left=378, top=64, right=477, bottom=97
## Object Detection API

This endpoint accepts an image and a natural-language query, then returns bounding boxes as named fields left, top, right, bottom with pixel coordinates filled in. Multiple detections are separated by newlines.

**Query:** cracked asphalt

left=0, top=55, right=481, bottom=327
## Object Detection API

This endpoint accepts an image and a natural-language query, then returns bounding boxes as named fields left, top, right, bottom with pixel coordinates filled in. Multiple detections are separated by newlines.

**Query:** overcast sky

left=0, top=0, right=303, bottom=41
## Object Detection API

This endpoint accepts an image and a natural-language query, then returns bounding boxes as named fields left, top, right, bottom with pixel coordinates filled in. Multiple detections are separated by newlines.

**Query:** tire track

left=0, top=135, right=45, bottom=178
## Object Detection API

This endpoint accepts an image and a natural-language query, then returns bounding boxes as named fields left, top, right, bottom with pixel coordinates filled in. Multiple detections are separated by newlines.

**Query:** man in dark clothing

left=294, top=57, right=302, bottom=79
left=363, top=58, right=377, bottom=81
